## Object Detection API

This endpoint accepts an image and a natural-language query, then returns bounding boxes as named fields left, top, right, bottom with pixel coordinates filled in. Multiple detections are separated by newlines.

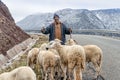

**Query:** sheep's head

left=65, top=38, right=77, bottom=45
left=54, top=39, right=62, bottom=43
left=46, top=39, right=62, bottom=50
left=40, top=43, right=48, bottom=50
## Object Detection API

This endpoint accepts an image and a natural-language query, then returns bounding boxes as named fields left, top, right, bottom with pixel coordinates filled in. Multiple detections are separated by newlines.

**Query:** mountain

left=56, top=9, right=105, bottom=29
left=92, top=9, right=120, bottom=30
left=0, top=1, right=30, bottom=55
left=17, top=8, right=120, bottom=30
left=17, top=13, right=53, bottom=30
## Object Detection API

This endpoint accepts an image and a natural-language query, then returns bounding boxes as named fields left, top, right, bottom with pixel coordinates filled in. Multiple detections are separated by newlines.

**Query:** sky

left=2, top=0, right=120, bottom=22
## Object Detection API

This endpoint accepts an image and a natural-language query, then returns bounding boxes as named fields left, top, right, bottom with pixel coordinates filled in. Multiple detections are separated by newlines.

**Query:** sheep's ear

left=53, top=43, right=58, bottom=48
left=74, top=40, right=78, bottom=44
left=48, top=41, right=54, bottom=45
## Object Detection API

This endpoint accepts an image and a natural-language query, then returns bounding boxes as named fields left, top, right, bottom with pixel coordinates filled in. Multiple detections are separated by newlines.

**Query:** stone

left=0, top=54, right=7, bottom=64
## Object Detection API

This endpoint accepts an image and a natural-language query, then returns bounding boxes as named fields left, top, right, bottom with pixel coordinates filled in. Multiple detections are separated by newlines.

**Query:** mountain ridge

left=17, top=8, right=120, bottom=30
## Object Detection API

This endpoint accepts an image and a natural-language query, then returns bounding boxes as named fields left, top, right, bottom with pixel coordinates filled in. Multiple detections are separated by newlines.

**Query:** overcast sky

left=2, top=0, right=120, bottom=22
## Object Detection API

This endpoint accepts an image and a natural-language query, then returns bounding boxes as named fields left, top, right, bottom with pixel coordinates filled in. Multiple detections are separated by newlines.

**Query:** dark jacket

left=41, top=23, right=71, bottom=44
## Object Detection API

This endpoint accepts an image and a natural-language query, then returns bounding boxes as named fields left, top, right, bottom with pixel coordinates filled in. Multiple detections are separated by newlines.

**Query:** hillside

left=0, top=1, right=30, bottom=55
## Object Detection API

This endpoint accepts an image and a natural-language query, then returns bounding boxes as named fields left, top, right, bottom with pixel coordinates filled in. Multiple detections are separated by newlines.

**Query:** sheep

left=39, top=43, right=59, bottom=56
left=47, top=39, right=86, bottom=80
left=27, top=48, right=39, bottom=69
left=39, top=43, right=48, bottom=50
left=37, top=50, right=61, bottom=80
left=65, top=38, right=77, bottom=45
left=46, top=45, right=62, bottom=80
left=36, top=42, right=63, bottom=79
left=66, top=39, right=103, bottom=78
left=0, top=66, right=36, bottom=80
left=83, top=45, right=103, bottom=78
left=27, top=43, right=48, bottom=69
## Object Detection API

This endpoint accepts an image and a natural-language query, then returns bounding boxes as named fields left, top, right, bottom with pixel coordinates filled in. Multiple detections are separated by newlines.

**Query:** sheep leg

left=41, top=66, right=45, bottom=80
left=54, top=66, right=61, bottom=80
left=55, top=63, right=64, bottom=80
left=36, top=59, right=41, bottom=76
left=61, top=64, right=67, bottom=80
left=50, top=67, right=55, bottom=80
left=75, top=66, right=82, bottom=80
left=67, top=61, right=76, bottom=80
left=31, top=58, right=35, bottom=69
left=42, top=64, right=49, bottom=80
left=27, top=57, right=30, bottom=66
left=92, top=59, right=100, bottom=79
left=28, top=58, right=34, bottom=69
left=67, top=68, right=74, bottom=80
left=43, top=66, right=49, bottom=80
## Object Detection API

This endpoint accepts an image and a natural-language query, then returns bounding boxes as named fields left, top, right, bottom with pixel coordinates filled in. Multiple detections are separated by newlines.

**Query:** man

left=41, top=14, right=72, bottom=44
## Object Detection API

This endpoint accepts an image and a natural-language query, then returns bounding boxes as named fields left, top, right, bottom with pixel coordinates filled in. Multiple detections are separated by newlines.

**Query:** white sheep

left=27, top=48, right=39, bottom=69
left=37, top=50, right=61, bottom=80
left=27, top=43, right=48, bottom=69
left=66, top=39, right=103, bottom=78
left=83, top=45, right=103, bottom=77
left=0, top=66, right=36, bottom=80
left=47, top=39, right=86, bottom=80
left=36, top=42, right=62, bottom=79
left=39, top=43, right=48, bottom=50
left=65, top=38, right=78, bottom=45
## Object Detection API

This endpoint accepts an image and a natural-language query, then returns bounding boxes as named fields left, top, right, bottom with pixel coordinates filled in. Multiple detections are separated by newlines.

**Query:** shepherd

left=41, top=13, right=72, bottom=44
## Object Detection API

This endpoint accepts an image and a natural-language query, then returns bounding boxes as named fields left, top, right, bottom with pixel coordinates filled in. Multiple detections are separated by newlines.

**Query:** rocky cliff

left=0, top=1, right=30, bottom=55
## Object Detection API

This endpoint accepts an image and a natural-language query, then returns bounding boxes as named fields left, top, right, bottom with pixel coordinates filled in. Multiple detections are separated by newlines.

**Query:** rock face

left=0, top=1, right=30, bottom=55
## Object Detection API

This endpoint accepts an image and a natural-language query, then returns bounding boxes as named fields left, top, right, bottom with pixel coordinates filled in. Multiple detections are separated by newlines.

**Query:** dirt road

left=67, top=34, right=120, bottom=80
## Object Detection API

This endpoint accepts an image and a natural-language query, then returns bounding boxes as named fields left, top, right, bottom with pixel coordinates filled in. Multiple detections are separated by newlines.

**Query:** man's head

left=53, top=14, right=60, bottom=24
left=53, top=14, right=59, bottom=19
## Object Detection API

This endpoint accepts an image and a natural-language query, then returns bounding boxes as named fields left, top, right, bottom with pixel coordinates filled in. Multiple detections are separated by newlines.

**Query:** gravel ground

left=66, top=34, right=120, bottom=80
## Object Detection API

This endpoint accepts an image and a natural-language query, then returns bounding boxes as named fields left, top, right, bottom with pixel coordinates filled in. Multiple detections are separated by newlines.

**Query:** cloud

left=2, top=0, right=120, bottom=22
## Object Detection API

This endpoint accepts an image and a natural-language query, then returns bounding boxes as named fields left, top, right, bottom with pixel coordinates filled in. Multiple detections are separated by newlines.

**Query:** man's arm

left=63, top=23, right=72, bottom=34
left=41, top=25, right=50, bottom=34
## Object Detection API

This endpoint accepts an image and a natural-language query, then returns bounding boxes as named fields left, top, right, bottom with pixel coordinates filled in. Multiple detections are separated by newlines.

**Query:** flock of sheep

left=0, top=38, right=103, bottom=80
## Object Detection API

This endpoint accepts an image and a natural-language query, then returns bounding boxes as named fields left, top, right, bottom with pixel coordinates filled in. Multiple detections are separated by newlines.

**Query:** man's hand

left=41, top=27, right=45, bottom=33
left=69, top=28, right=72, bottom=33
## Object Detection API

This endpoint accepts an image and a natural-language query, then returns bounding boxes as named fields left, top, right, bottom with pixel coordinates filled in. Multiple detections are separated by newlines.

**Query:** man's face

left=54, top=16, right=59, bottom=23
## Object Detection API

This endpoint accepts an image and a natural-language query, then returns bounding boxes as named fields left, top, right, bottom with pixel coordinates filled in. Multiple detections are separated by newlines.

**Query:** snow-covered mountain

left=17, top=8, right=120, bottom=30
left=93, top=9, right=120, bottom=30
left=17, top=13, right=53, bottom=30
left=56, top=9, right=105, bottom=29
